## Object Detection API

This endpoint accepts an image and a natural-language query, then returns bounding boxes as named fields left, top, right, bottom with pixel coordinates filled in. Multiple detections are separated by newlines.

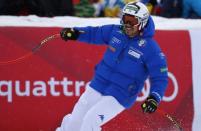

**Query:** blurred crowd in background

left=0, top=0, right=201, bottom=19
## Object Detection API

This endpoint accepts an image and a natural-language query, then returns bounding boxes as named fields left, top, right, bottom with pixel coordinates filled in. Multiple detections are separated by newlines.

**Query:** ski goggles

left=122, top=14, right=140, bottom=27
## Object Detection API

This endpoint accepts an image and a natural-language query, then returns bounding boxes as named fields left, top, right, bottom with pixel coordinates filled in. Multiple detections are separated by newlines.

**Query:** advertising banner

left=0, top=27, right=196, bottom=131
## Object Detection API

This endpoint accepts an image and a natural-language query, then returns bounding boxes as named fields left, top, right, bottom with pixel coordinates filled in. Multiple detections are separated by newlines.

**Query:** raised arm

left=60, top=25, right=115, bottom=45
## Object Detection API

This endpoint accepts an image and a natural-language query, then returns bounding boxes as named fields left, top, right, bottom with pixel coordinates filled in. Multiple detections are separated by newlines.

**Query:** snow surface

left=0, top=15, right=201, bottom=30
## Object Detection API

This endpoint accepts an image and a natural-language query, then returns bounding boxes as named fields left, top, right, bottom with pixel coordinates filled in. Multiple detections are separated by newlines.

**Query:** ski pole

left=157, top=109, right=183, bottom=131
left=0, top=33, right=60, bottom=65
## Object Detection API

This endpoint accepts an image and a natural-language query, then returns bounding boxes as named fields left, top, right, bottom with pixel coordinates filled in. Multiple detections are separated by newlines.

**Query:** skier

left=56, top=1, right=168, bottom=131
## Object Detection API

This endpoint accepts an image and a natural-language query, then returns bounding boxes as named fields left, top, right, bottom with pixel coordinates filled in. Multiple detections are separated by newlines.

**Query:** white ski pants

left=56, top=85, right=125, bottom=131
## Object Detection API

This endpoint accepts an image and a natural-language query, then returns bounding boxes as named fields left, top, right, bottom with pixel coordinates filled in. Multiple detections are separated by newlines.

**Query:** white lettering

left=0, top=72, right=178, bottom=103
left=48, top=77, right=60, bottom=96
left=163, top=72, right=178, bottom=102
left=128, top=50, right=141, bottom=58
left=61, top=77, right=73, bottom=96
left=33, top=81, right=46, bottom=96
left=15, top=81, right=30, bottom=96
left=0, top=77, right=90, bottom=103
left=0, top=80, right=12, bottom=102
left=75, top=81, right=85, bottom=96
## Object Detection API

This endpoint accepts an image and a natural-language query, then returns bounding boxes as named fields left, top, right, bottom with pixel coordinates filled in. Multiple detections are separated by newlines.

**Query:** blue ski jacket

left=74, top=16, right=168, bottom=108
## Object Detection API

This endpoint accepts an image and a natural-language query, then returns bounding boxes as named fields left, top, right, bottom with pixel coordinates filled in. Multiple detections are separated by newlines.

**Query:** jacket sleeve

left=74, top=25, right=114, bottom=45
left=145, top=40, right=168, bottom=103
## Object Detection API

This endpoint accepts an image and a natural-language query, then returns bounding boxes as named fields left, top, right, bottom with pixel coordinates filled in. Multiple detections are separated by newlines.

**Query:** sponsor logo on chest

left=128, top=49, right=141, bottom=59
left=111, top=37, right=121, bottom=44
left=138, top=39, right=146, bottom=47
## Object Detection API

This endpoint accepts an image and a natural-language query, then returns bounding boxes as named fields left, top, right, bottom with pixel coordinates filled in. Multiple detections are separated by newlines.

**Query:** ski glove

left=141, top=95, right=158, bottom=113
left=60, top=28, right=80, bottom=41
